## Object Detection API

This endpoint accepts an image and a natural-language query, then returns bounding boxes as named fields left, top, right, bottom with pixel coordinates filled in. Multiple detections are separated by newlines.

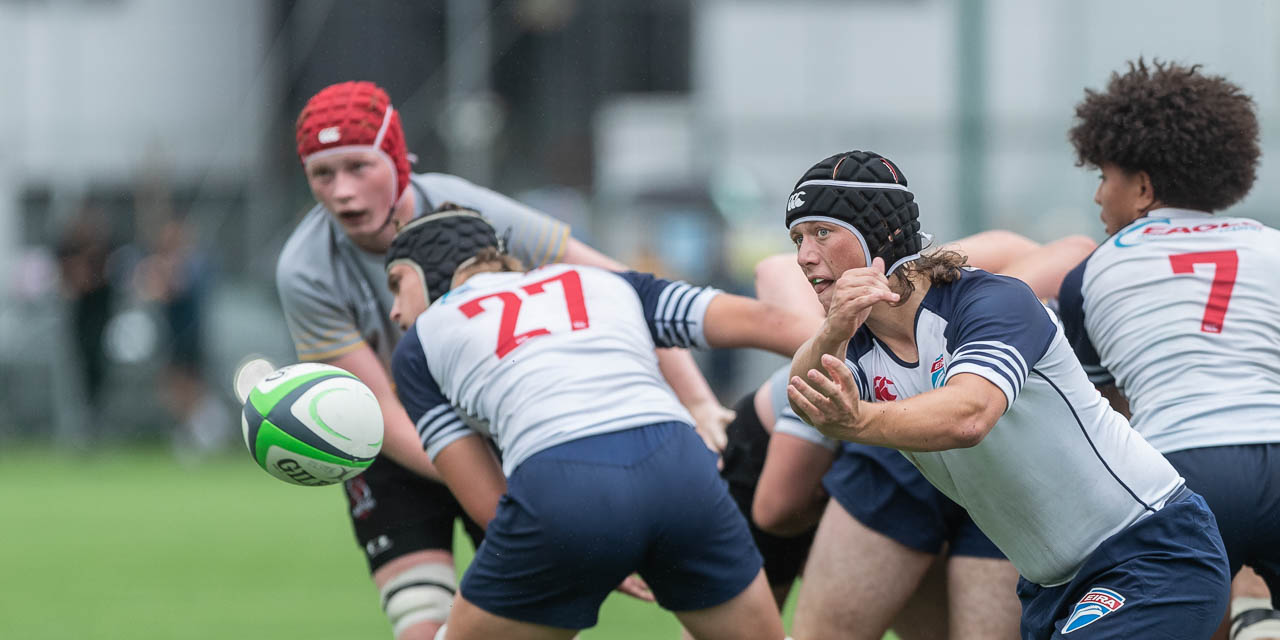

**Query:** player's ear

left=1135, top=170, right=1158, bottom=211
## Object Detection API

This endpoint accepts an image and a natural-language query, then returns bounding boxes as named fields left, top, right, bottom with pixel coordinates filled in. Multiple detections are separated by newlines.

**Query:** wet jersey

left=276, top=173, right=570, bottom=365
left=818, top=269, right=1182, bottom=586
left=1058, top=209, right=1280, bottom=453
left=391, top=264, right=721, bottom=475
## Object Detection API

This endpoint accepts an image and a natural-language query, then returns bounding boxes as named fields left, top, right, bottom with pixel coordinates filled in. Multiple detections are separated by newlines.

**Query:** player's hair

left=1069, top=58, right=1259, bottom=211
left=889, top=248, right=968, bottom=302
left=451, top=247, right=525, bottom=289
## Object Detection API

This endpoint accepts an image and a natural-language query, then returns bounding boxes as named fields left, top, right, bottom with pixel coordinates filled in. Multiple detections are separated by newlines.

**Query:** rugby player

left=740, top=239, right=1092, bottom=640
left=385, top=207, right=816, bottom=640
left=1059, top=59, right=1280, bottom=640
left=277, top=81, right=734, bottom=640
left=786, top=149, right=1230, bottom=639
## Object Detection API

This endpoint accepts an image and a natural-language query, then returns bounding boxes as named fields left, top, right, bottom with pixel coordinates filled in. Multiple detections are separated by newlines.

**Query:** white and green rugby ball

left=239, top=362, right=383, bottom=486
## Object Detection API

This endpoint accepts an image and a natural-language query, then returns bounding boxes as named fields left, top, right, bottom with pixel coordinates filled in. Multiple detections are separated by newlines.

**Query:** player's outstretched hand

left=787, top=353, right=863, bottom=441
left=825, top=257, right=898, bottom=338
left=615, top=574, right=655, bottom=602
left=688, top=400, right=734, bottom=469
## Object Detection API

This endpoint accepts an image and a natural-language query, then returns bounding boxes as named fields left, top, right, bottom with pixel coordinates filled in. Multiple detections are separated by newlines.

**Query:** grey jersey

left=276, top=173, right=571, bottom=365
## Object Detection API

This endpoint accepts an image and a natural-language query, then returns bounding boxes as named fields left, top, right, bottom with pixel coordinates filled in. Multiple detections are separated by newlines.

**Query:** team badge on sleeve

left=1062, top=587, right=1125, bottom=634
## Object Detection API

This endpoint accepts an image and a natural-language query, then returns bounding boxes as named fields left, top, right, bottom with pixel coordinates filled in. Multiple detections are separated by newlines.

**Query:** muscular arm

left=432, top=434, right=506, bottom=529
left=702, top=293, right=820, bottom=357
left=327, top=345, right=441, bottom=481
left=790, top=359, right=1006, bottom=452
left=753, top=433, right=835, bottom=536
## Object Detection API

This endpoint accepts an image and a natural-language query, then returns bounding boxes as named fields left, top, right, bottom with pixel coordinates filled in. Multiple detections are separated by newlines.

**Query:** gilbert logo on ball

left=236, top=360, right=383, bottom=486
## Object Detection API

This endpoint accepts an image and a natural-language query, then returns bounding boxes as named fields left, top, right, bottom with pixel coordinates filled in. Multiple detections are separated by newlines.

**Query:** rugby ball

left=239, top=362, right=383, bottom=486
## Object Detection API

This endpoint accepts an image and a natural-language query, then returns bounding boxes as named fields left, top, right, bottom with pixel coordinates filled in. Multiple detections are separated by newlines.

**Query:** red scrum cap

left=296, top=81, right=411, bottom=203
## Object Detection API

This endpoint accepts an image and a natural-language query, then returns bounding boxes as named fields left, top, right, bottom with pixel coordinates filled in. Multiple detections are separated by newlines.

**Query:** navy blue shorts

left=821, top=442, right=1003, bottom=558
left=1164, top=443, right=1280, bottom=608
left=1016, top=487, right=1230, bottom=639
left=460, top=422, right=763, bottom=630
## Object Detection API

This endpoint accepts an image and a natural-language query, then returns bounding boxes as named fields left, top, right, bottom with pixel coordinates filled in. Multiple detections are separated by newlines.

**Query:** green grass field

left=1, top=446, right=822, bottom=639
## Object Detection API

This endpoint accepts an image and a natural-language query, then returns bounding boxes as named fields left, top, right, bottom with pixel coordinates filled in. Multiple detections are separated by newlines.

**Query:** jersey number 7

left=1168, top=250, right=1238, bottom=334
left=457, top=270, right=591, bottom=357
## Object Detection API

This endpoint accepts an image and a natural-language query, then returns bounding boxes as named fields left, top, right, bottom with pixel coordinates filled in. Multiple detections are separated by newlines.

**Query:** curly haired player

left=1059, top=59, right=1280, bottom=640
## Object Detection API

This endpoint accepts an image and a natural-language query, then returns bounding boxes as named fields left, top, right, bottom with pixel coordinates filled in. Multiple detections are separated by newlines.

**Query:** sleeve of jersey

left=943, top=278, right=1057, bottom=412
left=276, top=263, right=364, bottom=361
left=615, top=271, right=723, bottom=349
left=1056, top=260, right=1115, bottom=387
left=390, top=328, right=472, bottom=461
left=774, top=405, right=839, bottom=450
left=459, top=180, right=571, bottom=269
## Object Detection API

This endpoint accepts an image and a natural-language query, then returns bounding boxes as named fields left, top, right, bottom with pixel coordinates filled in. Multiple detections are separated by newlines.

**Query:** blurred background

left=1, top=0, right=1278, bottom=462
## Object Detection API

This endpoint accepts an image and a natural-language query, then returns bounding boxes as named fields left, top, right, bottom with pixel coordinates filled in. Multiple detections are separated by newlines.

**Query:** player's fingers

left=786, top=382, right=823, bottom=423
left=790, top=375, right=834, bottom=413
left=820, top=353, right=858, bottom=393
left=871, top=256, right=886, bottom=274
left=805, top=366, right=843, bottom=399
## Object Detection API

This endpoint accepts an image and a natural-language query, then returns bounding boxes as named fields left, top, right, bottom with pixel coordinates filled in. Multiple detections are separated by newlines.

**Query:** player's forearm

left=434, top=435, right=506, bottom=529
left=789, top=326, right=850, bottom=400
left=657, top=347, right=719, bottom=410
left=703, top=294, right=822, bottom=357
left=379, top=403, right=443, bottom=481
left=847, top=386, right=994, bottom=452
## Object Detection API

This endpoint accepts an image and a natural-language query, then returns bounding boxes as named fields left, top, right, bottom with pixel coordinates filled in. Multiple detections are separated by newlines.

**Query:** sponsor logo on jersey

left=1114, top=218, right=1262, bottom=247
left=930, top=354, right=946, bottom=388
left=1062, top=587, right=1125, bottom=634
left=874, top=375, right=898, bottom=401
left=318, top=126, right=341, bottom=144
left=787, top=191, right=807, bottom=211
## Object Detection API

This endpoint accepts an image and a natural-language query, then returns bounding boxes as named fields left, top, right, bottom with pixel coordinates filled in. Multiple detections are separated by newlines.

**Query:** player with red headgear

left=276, top=81, right=736, bottom=640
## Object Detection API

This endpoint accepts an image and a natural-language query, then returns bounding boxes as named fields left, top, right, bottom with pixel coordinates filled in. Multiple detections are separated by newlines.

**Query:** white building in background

left=598, top=0, right=1280, bottom=256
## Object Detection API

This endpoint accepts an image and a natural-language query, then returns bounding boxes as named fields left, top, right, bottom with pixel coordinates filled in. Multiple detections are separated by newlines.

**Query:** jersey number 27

left=458, top=270, right=591, bottom=357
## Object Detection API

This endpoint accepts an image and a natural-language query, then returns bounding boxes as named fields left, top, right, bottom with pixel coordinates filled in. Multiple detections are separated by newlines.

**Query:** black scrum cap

left=785, top=150, right=924, bottom=274
left=385, top=206, right=500, bottom=304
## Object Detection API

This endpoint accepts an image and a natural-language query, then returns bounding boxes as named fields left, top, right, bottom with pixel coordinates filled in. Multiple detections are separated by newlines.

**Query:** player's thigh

left=946, top=555, right=1021, bottom=639
left=888, top=555, right=949, bottom=640
left=674, top=570, right=785, bottom=640
left=793, top=500, right=937, bottom=640
left=444, top=592, right=576, bottom=640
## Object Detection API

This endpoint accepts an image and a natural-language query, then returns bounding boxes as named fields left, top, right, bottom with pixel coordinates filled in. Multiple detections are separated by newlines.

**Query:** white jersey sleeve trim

left=653, top=282, right=721, bottom=349
left=416, top=404, right=470, bottom=460
left=775, top=407, right=838, bottom=450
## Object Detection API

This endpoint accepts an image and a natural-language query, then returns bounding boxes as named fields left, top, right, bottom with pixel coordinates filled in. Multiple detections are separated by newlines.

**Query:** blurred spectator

left=133, top=215, right=230, bottom=459
left=54, top=207, right=115, bottom=440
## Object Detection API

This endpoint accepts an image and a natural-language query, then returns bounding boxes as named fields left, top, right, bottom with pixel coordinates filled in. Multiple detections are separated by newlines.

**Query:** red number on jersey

left=457, top=269, right=591, bottom=357
left=1168, top=250, right=1238, bottom=334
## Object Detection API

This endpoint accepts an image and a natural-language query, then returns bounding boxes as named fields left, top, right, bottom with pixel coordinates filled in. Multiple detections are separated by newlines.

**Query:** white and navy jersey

left=276, top=173, right=570, bottom=365
left=1059, top=210, right=1280, bottom=454
left=832, top=269, right=1182, bottom=586
left=391, top=264, right=721, bottom=476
